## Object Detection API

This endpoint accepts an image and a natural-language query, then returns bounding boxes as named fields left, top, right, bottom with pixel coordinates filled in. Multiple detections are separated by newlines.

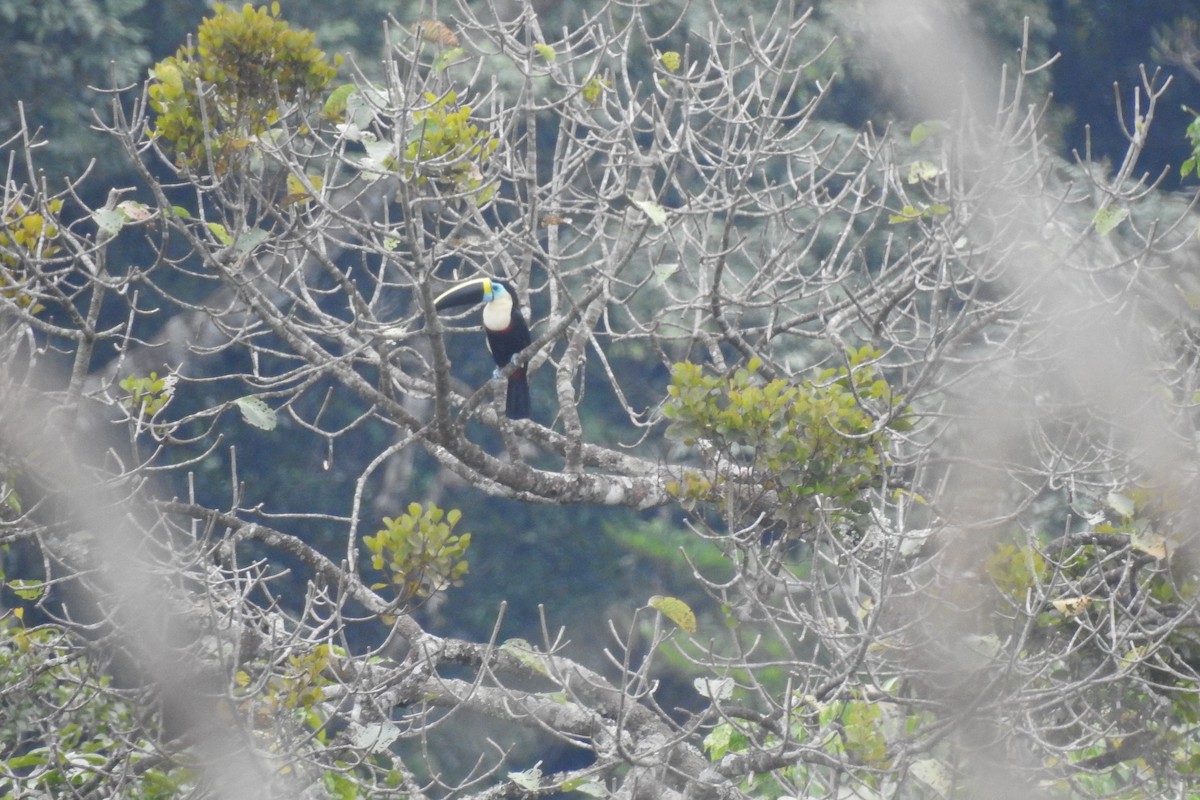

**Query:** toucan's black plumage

left=434, top=277, right=532, bottom=419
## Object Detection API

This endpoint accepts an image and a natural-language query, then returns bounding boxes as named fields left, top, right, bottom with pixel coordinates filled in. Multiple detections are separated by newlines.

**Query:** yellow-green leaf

left=649, top=595, right=696, bottom=634
left=910, top=120, right=948, bottom=145
left=322, top=84, right=357, bottom=121
left=888, top=205, right=922, bottom=224
left=1093, top=205, right=1128, bottom=235
left=207, top=222, right=232, bottom=246
left=561, top=777, right=607, bottom=796
left=432, top=47, right=466, bottom=73
left=8, top=579, right=45, bottom=601
left=582, top=75, right=609, bottom=105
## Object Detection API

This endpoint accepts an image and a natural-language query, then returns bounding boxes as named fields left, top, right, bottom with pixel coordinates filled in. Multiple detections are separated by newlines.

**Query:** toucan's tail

left=506, top=369, right=531, bottom=419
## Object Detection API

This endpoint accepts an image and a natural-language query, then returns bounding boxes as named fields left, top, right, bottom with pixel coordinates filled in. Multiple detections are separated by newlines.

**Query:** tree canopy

left=4, top=2, right=1200, bottom=798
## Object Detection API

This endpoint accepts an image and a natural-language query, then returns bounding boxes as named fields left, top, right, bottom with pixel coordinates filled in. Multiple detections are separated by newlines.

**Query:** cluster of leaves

left=147, top=2, right=339, bottom=169
left=0, top=620, right=192, bottom=797
left=363, top=503, right=471, bottom=603
left=0, top=197, right=62, bottom=313
left=119, top=371, right=174, bottom=418
left=581, top=74, right=610, bottom=106
left=703, top=686, right=952, bottom=797
left=983, top=487, right=1181, bottom=626
left=237, top=642, right=340, bottom=731
left=972, top=486, right=1200, bottom=789
left=403, top=90, right=498, bottom=202
left=889, top=122, right=952, bottom=223
left=663, top=349, right=908, bottom=528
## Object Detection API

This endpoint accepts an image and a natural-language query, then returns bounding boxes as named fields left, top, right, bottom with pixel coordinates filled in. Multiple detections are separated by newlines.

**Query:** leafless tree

left=3, top=1, right=1200, bottom=798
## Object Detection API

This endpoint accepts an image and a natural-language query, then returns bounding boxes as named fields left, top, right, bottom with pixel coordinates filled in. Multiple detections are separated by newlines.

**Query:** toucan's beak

left=434, top=277, right=494, bottom=310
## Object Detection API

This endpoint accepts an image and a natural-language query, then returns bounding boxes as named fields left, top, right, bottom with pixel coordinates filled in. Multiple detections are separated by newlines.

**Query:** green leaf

left=649, top=595, right=696, bottom=634
left=8, top=579, right=45, bottom=601
left=207, top=222, right=233, bottom=246
left=534, top=43, right=556, bottom=62
left=703, top=723, right=735, bottom=760
left=234, top=396, right=277, bottom=430
left=910, top=120, right=947, bottom=145
left=285, top=173, right=323, bottom=204
left=1119, top=645, right=1149, bottom=671
left=432, top=47, right=466, bottom=73
left=322, top=83, right=357, bottom=121
left=323, top=771, right=359, bottom=800
left=582, top=75, right=609, bottom=104
left=1093, top=205, right=1128, bottom=235
left=888, top=205, right=923, bottom=223
left=561, top=777, right=607, bottom=796
left=5, top=752, right=48, bottom=769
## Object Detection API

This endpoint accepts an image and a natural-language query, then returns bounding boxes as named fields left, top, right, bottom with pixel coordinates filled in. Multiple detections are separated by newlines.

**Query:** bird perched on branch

left=434, top=277, right=532, bottom=419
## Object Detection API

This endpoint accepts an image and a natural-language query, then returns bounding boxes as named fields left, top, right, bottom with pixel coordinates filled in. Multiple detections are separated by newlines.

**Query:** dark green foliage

left=0, top=621, right=192, bottom=796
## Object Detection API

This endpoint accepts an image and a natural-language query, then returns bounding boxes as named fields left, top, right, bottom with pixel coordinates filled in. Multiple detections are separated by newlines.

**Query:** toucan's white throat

left=482, top=292, right=513, bottom=331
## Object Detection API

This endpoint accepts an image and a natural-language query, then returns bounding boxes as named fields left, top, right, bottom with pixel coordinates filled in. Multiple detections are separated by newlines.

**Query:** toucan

left=434, top=277, right=532, bottom=419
